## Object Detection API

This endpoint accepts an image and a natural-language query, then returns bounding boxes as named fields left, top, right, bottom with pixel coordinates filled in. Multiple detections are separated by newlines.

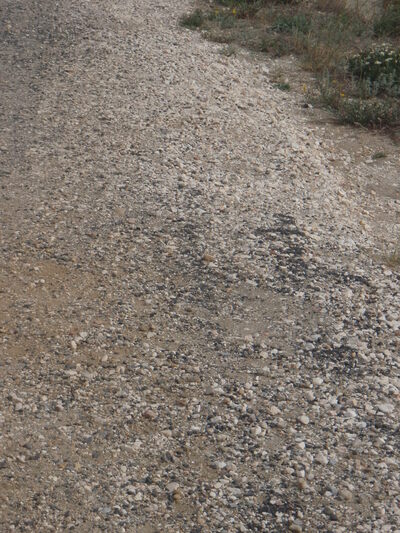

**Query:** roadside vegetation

left=181, top=0, right=400, bottom=129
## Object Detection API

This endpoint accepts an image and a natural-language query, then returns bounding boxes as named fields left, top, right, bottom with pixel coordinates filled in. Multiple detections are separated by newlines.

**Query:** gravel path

left=1, top=0, right=400, bottom=531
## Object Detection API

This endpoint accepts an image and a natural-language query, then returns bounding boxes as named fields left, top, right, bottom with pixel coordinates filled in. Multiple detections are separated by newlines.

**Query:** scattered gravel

left=1, top=0, right=400, bottom=531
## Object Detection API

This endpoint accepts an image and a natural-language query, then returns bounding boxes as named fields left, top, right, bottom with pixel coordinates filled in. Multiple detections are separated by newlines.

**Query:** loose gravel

left=1, top=0, right=400, bottom=531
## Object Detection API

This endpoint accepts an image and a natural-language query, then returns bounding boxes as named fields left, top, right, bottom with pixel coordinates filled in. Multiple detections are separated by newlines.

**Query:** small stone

left=298, top=479, right=307, bottom=490
left=173, top=490, right=182, bottom=502
left=340, top=488, right=353, bottom=501
left=71, top=340, right=77, bottom=351
left=269, top=406, right=280, bottom=416
left=305, top=390, right=315, bottom=401
left=166, top=482, right=179, bottom=493
left=377, top=403, right=394, bottom=414
left=289, top=522, right=303, bottom=532
left=313, top=377, right=323, bottom=386
left=132, top=439, right=142, bottom=450
left=324, top=507, right=339, bottom=521
left=298, top=415, right=310, bottom=425
left=251, top=425, right=262, bottom=436
left=276, top=417, right=286, bottom=428
left=315, top=452, right=329, bottom=465
left=202, top=253, right=215, bottom=263
left=214, top=461, right=227, bottom=470
left=143, top=409, right=158, bottom=421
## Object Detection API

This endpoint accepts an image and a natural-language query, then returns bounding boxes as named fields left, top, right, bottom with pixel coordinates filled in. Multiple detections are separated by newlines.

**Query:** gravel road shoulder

left=1, top=0, right=400, bottom=531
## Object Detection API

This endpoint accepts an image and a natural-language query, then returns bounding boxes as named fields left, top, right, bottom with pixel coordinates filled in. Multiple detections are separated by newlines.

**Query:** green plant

left=315, top=0, right=347, bottom=15
left=302, top=38, right=345, bottom=74
left=337, top=97, right=400, bottom=127
left=275, top=82, right=291, bottom=90
left=374, top=2, right=400, bottom=37
left=316, top=78, right=341, bottom=109
left=218, top=13, right=236, bottom=29
left=348, top=45, right=400, bottom=94
left=260, top=34, right=292, bottom=56
left=372, top=151, right=387, bottom=159
left=180, top=9, right=204, bottom=29
left=272, top=13, right=311, bottom=34
left=220, top=44, right=236, bottom=56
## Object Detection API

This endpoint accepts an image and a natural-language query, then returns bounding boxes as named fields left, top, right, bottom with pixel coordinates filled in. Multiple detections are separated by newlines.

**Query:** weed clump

left=374, top=1, right=400, bottom=37
left=337, top=97, right=400, bottom=127
left=180, top=9, right=204, bottom=29
left=276, top=82, right=291, bottom=90
left=272, top=13, right=311, bottom=34
left=348, top=44, right=400, bottom=95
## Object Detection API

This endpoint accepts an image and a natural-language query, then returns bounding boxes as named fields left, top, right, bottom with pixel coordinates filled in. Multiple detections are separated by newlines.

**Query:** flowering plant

left=347, top=44, right=400, bottom=94
left=338, top=97, right=400, bottom=126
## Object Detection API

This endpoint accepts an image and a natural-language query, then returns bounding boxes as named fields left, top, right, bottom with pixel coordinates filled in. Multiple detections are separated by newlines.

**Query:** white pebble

left=298, top=415, right=310, bottom=425
left=269, top=406, right=280, bottom=416
left=315, top=452, right=329, bottom=465
left=377, top=403, right=394, bottom=414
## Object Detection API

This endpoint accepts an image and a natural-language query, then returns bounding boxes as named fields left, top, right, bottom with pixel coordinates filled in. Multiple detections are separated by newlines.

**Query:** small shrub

left=260, top=34, right=292, bottom=56
left=218, top=14, right=236, bottom=29
left=235, top=3, right=259, bottom=18
left=316, top=78, right=341, bottom=109
left=180, top=9, right=204, bottom=29
left=338, top=97, right=400, bottom=127
left=301, top=12, right=367, bottom=74
left=348, top=45, right=400, bottom=93
left=276, top=82, right=291, bottom=90
left=315, top=0, right=347, bottom=14
left=303, top=38, right=345, bottom=73
left=372, top=151, right=386, bottom=159
left=272, top=13, right=311, bottom=34
left=374, top=2, right=400, bottom=37
left=220, top=44, right=236, bottom=56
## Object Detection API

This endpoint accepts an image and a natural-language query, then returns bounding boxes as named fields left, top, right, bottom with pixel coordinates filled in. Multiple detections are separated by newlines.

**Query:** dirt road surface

left=1, top=0, right=400, bottom=531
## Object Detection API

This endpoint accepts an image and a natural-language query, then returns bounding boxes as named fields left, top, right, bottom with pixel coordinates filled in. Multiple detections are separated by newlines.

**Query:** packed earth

left=1, top=0, right=400, bottom=531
